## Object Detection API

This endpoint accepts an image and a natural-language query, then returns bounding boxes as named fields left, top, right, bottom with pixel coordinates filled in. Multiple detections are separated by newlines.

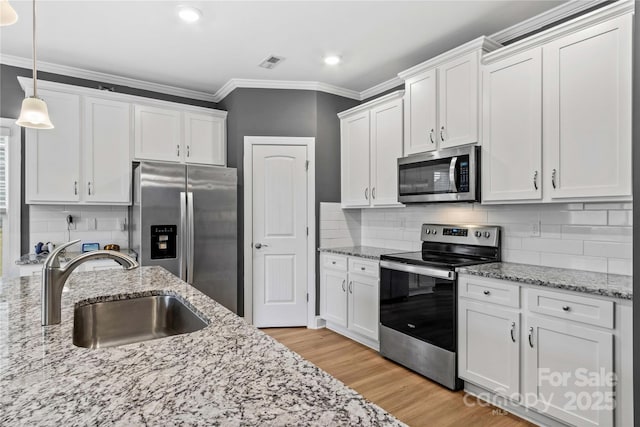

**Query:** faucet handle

left=44, top=239, right=81, bottom=269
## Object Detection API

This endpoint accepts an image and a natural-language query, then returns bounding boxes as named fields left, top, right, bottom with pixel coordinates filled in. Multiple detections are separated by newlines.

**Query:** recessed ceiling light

left=324, top=55, right=341, bottom=66
left=178, top=6, right=202, bottom=23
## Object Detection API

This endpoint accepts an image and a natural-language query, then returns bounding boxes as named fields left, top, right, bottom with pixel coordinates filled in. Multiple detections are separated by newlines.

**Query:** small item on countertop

left=34, top=242, right=44, bottom=254
left=104, top=244, right=120, bottom=251
left=46, top=242, right=55, bottom=253
left=81, top=243, right=100, bottom=253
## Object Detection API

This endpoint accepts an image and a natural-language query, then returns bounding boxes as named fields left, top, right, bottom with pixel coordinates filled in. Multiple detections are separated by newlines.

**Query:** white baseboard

left=308, top=316, right=326, bottom=329
left=325, top=321, right=379, bottom=351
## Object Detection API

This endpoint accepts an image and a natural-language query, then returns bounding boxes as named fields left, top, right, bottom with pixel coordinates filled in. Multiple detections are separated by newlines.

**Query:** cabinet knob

left=562, top=305, right=570, bottom=312
left=483, top=290, right=490, bottom=296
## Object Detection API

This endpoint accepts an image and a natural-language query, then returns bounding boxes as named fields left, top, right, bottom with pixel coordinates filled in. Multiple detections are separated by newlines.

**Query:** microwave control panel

left=458, top=160, right=470, bottom=192
left=150, top=225, right=177, bottom=259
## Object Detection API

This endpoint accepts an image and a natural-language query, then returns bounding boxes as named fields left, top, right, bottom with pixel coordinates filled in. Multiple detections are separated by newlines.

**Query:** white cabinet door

left=25, top=89, right=81, bottom=203
left=370, top=97, right=403, bottom=207
left=83, top=97, right=131, bottom=204
left=347, top=273, right=379, bottom=340
left=320, top=268, right=348, bottom=327
left=438, top=52, right=479, bottom=149
left=134, top=104, right=182, bottom=162
left=482, top=48, right=543, bottom=202
left=404, top=69, right=437, bottom=154
left=458, top=299, right=520, bottom=398
left=341, top=111, right=371, bottom=207
left=184, top=112, right=226, bottom=166
left=523, top=315, right=614, bottom=427
left=544, top=15, right=632, bottom=200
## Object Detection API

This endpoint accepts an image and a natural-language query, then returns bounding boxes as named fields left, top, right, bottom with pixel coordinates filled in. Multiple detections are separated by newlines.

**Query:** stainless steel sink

left=73, top=294, right=209, bottom=349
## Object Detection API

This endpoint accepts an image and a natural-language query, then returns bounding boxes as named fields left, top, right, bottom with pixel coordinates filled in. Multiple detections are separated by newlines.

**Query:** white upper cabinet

left=438, top=52, right=479, bottom=149
left=339, top=91, right=404, bottom=208
left=340, top=110, right=371, bottom=207
left=482, top=48, right=542, bottom=202
left=399, top=37, right=500, bottom=156
left=83, top=97, right=131, bottom=204
left=481, top=10, right=633, bottom=204
left=543, top=15, right=632, bottom=201
left=134, top=105, right=182, bottom=162
left=370, top=97, right=403, bottom=207
left=26, top=89, right=81, bottom=203
left=184, top=112, right=226, bottom=166
left=404, top=69, right=437, bottom=154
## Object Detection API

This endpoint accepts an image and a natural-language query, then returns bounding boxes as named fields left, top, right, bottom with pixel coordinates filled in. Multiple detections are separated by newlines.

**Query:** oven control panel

left=421, top=224, right=500, bottom=247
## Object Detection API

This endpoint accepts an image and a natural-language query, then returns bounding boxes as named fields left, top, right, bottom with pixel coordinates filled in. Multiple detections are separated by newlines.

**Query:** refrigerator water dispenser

left=150, top=225, right=177, bottom=259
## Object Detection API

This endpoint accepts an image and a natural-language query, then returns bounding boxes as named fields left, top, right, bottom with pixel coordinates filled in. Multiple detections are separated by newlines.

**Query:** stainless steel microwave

left=397, top=146, right=479, bottom=203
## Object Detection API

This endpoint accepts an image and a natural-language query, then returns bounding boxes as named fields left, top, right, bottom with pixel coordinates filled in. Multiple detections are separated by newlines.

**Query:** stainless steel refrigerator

left=129, top=162, right=238, bottom=313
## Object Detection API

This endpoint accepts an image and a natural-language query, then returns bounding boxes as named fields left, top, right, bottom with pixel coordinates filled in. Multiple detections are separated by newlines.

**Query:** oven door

left=379, top=261, right=457, bottom=352
left=397, top=146, right=478, bottom=203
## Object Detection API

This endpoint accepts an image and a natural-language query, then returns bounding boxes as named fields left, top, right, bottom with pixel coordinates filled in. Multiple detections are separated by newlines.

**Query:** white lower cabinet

left=458, top=299, right=520, bottom=398
left=458, top=274, right=628, bottom=427
left=320, top=253, right=379, bottom=349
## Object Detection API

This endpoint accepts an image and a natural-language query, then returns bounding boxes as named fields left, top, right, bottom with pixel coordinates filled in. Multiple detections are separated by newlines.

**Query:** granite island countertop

left=457, top=262, right=632, bottom=300
left=0, top=266, right=403, bottom=426
left=318, top=246, right=404, bottom=260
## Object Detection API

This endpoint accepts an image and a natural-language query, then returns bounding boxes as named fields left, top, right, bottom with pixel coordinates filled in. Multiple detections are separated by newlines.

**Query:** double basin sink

left=73, top=294, right=208, bottom=349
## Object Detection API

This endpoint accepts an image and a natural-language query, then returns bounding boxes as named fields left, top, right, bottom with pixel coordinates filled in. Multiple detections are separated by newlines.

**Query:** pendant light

left=0, top=0, right=18, bottom=26
left=16, top=0, right=54, bottom=129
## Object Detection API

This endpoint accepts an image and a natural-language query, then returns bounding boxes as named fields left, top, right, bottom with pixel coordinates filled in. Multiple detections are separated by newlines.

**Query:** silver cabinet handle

left=562, top=305, right=570, bottom=312
left=429, top=128, right=435, bottom=144
left=74, top=181, right=78, bottom=196
left=440, top=126, right=445, bottom=142
left=364, top=188, right=369, bottom=200
left=483, top=290, right=490, bottom=296
left=341, top=280, right=346, bottom=292
left=372, top=187, right=376, bottom=199
left=552, top=169, right=557, bottom=189
left=348, top=281, right=353, bottom=294
left=332, top=261, right=336, bottom=265
left=528, top=326, right=534, bottom=348
left=87, top=182, right=92, bottom=196
left=533, top=171, right=538, bottom=190
left=255, top=243, right=269, bottom=249
left=177, top=144, right=180, bottom=157
left=187, top=145, right=190, bottom=157
left=360, top=267, right=365, bottom=271
left=510, top=321, right=516, bottom=343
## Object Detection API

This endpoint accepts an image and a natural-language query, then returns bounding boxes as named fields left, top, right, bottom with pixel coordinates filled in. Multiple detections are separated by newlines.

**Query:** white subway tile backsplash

left=320, top=201, right=633, bottom=276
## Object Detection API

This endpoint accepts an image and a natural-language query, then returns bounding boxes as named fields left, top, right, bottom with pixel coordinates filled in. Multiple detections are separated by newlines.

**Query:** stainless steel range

left=379, top=224, right=501, bottom=390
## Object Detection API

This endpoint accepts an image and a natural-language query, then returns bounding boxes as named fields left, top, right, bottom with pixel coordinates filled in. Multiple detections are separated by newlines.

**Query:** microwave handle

left=449, top=156, right=458, bottom=192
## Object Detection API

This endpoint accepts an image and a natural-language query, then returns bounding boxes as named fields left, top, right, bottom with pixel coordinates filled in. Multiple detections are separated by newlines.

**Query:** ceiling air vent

left=259, top=55, right=285, bottom=69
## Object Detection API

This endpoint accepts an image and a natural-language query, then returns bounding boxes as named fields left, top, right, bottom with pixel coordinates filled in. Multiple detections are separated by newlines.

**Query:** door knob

left=255, top=243, right=269, bottom=249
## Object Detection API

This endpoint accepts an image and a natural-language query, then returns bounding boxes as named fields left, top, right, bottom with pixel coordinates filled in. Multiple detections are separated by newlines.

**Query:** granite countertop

left=0, top=266, right=402, bottom=426
left=318, top=246, right=403, bottom=260
left=457, top=262, right=633, bottom=300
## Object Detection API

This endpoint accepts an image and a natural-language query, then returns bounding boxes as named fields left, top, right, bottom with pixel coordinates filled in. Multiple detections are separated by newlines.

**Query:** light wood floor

left=263, top=327, right=534, bottom=427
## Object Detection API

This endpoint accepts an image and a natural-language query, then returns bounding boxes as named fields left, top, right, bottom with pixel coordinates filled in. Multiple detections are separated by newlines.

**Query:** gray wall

left=0, top=64, right=218, bottom=254
left=632, top=3, right=639, bottom=424
left=219, top=88, right=358, bottom=316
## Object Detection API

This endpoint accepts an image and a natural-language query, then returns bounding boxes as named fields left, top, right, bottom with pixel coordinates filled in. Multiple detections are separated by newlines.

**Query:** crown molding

left=337, top=90, right=404, bottom=119
left=488, top=0, right=609, bottom=44
left=398, top=36, right=502, bottom=81
left=484, top=0, right=635, bottom=64
left=1, top=54, right=218, bottom=103
left=213, top=78, right=361, bottom=102
left=360, top=76, right=404, bottom=101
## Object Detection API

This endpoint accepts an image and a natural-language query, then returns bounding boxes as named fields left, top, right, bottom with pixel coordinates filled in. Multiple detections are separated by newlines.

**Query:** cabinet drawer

left=527, top=288, right=614, bottom=329
left=459, top=275, right=520, bottom=308
left=322, top=254, right=347, bottom=271
left=348, top=257, right=379, bottom=277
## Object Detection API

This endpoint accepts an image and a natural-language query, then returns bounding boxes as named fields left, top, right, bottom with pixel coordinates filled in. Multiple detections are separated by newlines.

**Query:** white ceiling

left=0, top=1, right=565, bottom=98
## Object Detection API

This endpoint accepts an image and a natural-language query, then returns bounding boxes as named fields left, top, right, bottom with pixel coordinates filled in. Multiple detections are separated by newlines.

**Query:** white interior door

left=252, top=144, right=308, bottom=327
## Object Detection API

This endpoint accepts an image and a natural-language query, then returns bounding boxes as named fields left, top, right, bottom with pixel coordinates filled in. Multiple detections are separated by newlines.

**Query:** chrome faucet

left=42, top=239, right=139, bottom=326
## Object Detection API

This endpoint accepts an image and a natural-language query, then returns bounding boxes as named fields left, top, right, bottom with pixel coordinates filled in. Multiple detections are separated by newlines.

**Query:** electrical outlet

left=117, top=218, right=126, bottom=231
left=530, top=221, right=541, bottom=237
left=88, top=218, right=97, bottom=231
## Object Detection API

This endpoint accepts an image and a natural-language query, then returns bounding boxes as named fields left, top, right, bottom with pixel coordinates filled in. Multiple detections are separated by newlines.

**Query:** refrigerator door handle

left=187, top=192, right=195, bottom=284
left=179, top=191, right=187, bottom=281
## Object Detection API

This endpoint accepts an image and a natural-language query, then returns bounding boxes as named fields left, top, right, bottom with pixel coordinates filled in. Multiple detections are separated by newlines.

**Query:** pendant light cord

left=32, top=0, right=37, bottom=98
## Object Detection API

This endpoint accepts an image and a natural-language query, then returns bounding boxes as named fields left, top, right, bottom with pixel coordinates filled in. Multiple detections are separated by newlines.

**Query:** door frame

left=243, top=136, right=316, bottom=328
left=0, top=118, right=21, bottom=279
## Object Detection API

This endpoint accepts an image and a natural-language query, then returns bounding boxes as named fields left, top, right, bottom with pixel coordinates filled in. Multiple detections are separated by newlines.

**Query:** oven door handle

left=449, top=156, right=458, bottom=193
left=380, top=260, right=456, bottom=281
